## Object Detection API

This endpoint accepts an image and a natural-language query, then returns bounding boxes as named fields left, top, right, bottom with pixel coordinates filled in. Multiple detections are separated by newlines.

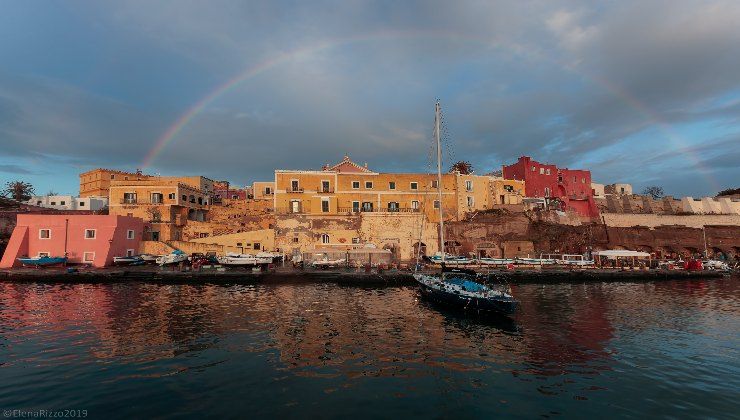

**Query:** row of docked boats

left=17, top=250, right=282, bottom=268
left=426, top=253, right=595, bottom=267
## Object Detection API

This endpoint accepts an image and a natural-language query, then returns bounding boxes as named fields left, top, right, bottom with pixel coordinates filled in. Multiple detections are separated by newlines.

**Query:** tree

left=642, top=186, right=664, bottom=199
left=2, top=181, right=35, bottom=201
left=717, top=187, right=740, bottom=197
left=46, top=190, right=58, bottom=196
left=450, top=161, right=473, bottom=175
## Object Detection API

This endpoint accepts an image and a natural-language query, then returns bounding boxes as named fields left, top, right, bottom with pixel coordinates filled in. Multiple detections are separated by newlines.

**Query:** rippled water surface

left=0, top=278, right=738, bottom=418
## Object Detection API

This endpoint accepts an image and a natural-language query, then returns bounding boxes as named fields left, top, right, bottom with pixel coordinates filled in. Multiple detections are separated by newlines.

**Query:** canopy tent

left=593, top=250, right=651, bottom=258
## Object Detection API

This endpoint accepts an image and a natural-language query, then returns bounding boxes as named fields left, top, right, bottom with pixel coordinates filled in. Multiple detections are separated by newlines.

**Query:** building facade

left=79, top=169, right=152, bottom=197
left=25, top=195, right=108, bottom=211
left=605, top=183, right=633, bottom=196
left=108, top=179, right=210, bottom=241
left=503, top=156, right=599, bottom=218
left=0, top=214, right=143, bottom=268
left=252, top=182, right=275, bottom=200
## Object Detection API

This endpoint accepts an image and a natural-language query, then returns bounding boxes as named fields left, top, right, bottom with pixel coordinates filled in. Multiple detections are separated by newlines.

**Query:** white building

left=26, top=195, right=108, bottom=211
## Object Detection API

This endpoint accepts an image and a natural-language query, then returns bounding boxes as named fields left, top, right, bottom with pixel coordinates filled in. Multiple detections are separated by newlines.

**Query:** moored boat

left=18, top=256, right=68, bottom=267
left=113, top=255, right=145, bottom=266
left=156, top=250, right=189, bottom=266
left=217, top=253, right=259, bottom=267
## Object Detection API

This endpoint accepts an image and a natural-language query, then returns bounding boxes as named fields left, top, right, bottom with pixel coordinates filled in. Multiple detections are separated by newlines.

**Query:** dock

left=0, top=266, right=731, bottom=285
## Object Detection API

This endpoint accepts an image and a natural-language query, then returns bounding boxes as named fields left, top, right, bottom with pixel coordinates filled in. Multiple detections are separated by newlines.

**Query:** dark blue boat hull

left=418, top=282, right=518, bottom=315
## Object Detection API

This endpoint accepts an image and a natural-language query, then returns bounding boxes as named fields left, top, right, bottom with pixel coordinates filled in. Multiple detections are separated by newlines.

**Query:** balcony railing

left=317, top=188, right=335, bottom=193
left=287, top=188, right=304, bottom=193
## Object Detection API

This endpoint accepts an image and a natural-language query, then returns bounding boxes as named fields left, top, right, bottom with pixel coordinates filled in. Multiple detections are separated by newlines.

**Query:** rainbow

left=141, top=30, right=721, bottom=191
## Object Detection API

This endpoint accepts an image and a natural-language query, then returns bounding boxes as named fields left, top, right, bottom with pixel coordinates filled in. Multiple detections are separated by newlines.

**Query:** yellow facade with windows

left=108, top=179, right=210, bottom=241
left=79, top=168, right=214, bottom=198
left=189, top=229, right=275, bottom=254
left=252, top=181, right=275, bottom=200
left=489, top=178, right=525, bottom=205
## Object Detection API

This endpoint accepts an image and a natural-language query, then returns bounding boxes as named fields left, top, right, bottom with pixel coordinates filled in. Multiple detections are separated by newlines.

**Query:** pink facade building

left=0, top=215, right=144, bottom=268
left=503, top=156, right=599, bottom=218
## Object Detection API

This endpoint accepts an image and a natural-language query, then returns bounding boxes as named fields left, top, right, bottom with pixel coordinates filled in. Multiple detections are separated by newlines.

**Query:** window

left=321, top=199, right=330, bottom=213
left=84, top=229, right=96, bottom=239
left=83, top=252, right=95, bottom=263
left=127, top=230, right=135, bottom=239
left=321, top=180, right=330, bottom=193
left=411, top=182, right=419, bottom=190
left=126, top=249, right=135, bottom=257
left=352, top=201, right=360, bottom=212
left=582, top=178, right=586, bottom=184
left=365, top=181, right=373, bottom=189
left=253, top=243, right=261, bottom=250
left=79, top=202, right=85, bottom=207
left=431, top=180, right=438, bottom=189
left=123, top=192, right=136, bottom=204
left=291, top=200, right=301, bottom=213
left=110, top=174, right=115, bottom=180
left=320, top=234, right=330, bottom=244
left=292, top=236, right=299, bottom=243
left=467, top=196, right=474, bottom=207
left=465, top=180, right=473, bottom=192
left=60, top=201, right=66, bottom=205
left=39, top=229, right=51, bottom=239
left=433, top=200, right=440, bottom=209
left=573, top=176, right=576, bottom=182
left=36, top=201, right=41, bottom=205
left=620, top=187, right=625, bottom=194
left=232, top=195, right=238, bottom=199
left=291, top=180, right=300, bottom=192
left=124, top=176, right=129, bottom=180
left=411, top=200, right=419, bottom=209
left=362, top=202, right=373, bottom=212
left=388, top=202, right=399, bottom=212
left=389, top=181, right=396, bottom=190
left=352, top=237, right=361, bottom=244
left=544, top=187, right=551, bottom=197
left=198, top=197, right=203, bottom=205
left=182, top=194, right=187, bottom=201
left=558, top=174, right=563, bottom=182
left=151, top=193, right=163, bottom=204
left=265, top=187, right=272, bottom=195
left=531, top=166, right=536, bottom=172
left=352, top=181, right=360, bottom=189
left=50, top=202, right=56, bottom=205
left=189, top=195, right=195, bottom=203
left=236, top=242, right=243, bottom=247
left=546, top=169, right=551, bottom=175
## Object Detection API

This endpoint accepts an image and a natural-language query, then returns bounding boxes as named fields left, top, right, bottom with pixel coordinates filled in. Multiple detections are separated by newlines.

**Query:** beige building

left=605, top=183, right=633, bottom=196
left=189, top=229, right=275, bottom=254
left=79, top=169, right=152, bottom=197
left=252, top=181, right=275, bottom=200
left=108, top=179, right=210, bottom=241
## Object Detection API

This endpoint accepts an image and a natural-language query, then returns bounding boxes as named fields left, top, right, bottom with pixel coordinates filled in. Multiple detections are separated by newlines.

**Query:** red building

left=502, top=156, right=599, bottom=218
left=1, top=214, right=144, bottom=268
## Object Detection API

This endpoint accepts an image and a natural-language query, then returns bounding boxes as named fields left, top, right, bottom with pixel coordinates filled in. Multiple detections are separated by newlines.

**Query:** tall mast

left=435, top=102, right=445, bottom=264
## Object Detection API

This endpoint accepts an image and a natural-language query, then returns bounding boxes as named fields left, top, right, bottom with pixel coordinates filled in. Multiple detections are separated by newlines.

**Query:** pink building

left=0, top=215, right=144, bottom=268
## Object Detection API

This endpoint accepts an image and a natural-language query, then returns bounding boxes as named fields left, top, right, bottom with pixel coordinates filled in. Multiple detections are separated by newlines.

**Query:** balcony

left=317, top=188, right=335, bottom=193
left=337, top=207, right=420, bottom=214
left=119, top=198, right=164, bottom=205
left=287, top=188, right=304, bottom=193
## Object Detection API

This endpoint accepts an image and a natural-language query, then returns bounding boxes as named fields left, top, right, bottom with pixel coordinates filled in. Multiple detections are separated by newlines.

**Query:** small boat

left=156, top=250, right=189, bottom=266
left=515, top=257, right=557, bottom=265
left=311, top=258, right=346, bottom=269
left=477, top=257, right=515, bottom=265
left=217, top=253, right=259, bottom=267
left=414, top=270, right=518, bottom=315
left=18, top=256, right=68, bottom=267
left=139, top=254, right=159, bottom=263
left=428, top=254, right=474, bottom=265
left=413, top=103, right=518, bottom=316
left=113, top=255, right=145, bottom=266
left=255, top=251, right=282, bottom=264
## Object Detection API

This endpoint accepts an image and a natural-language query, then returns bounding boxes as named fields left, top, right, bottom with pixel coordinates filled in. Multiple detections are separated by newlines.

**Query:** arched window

left=320, top=234, right=330, bottom=244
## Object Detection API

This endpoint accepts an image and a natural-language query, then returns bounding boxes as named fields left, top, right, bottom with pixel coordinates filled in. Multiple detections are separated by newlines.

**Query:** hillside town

left=1, top=155, right=739, bottom=270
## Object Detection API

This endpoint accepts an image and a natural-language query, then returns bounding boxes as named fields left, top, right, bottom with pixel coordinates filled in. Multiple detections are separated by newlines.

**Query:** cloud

left=0, top=0, right=739, bottom=196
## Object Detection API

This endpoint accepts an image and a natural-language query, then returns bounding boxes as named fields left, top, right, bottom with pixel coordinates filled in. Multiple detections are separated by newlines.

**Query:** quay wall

left=602, top=214, right=740, bottom=229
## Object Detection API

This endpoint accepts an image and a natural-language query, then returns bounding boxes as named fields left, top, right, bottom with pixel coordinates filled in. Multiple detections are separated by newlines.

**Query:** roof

left=324, top=155, right=373, bottom=173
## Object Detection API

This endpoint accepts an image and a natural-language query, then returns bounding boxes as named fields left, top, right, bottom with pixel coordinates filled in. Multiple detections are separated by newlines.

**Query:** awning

left=592, top=250, right=651, bottom=258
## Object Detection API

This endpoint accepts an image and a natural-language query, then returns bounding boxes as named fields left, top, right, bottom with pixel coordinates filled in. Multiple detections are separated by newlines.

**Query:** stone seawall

left=602, top=213, right=740, bottom=229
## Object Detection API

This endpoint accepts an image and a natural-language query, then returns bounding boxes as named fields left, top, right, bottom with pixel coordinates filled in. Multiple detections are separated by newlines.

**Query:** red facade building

left=502, top=156, right=599, bottom=218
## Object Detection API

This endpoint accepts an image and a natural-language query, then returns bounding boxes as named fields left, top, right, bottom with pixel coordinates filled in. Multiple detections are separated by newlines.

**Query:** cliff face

left=445, top=210, right=740, bottom=259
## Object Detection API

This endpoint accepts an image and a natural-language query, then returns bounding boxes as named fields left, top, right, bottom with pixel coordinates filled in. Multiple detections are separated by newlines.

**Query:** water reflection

left=0, top=278, right=737, bottom=417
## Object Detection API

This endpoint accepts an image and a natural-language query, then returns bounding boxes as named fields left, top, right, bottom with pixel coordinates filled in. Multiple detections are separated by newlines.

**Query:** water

left=0, top=278, right=738, bottom=419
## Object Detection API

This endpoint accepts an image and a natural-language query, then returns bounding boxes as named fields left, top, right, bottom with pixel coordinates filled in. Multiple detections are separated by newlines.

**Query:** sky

left=0, top=0, right=739, bottom=197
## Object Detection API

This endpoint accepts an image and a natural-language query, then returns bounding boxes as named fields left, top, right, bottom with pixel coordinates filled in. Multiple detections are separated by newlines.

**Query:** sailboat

left=413, top=102, right=518, bottom=315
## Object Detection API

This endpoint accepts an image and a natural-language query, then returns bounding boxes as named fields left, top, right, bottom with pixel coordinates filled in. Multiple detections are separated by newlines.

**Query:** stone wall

left=602, top=213, right=740, bottom=229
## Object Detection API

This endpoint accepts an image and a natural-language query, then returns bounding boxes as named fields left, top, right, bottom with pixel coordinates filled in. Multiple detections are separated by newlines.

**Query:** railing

left=317, top=188, right=335, bottom=193
left=120, top=198, right=163, bottom=205
left=275, top=207, right=304, bottom=214
left=337, top=207, right=421, bottom=214
left=287, top=188, right=304, bottom=193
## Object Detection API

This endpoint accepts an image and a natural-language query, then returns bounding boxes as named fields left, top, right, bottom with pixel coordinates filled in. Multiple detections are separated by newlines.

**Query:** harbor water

left=0, top=278, right=737, bottom=418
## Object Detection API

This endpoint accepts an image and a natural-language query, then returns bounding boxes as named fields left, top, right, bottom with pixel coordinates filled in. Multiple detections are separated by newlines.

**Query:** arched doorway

left=412, top=242, right=427, bottom=258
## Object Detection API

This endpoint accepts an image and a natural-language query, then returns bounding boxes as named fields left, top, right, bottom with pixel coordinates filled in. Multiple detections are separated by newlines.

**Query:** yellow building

left=189, top=229, right=275, bottom=254
left=252, top=181, right=275, bottom=200
left=79, top=169, right=152, bottom=197
left=108, top=179, right=210, bottom=241
left=489, top=178, right=525, bottom=205
left=79, top=168, right=214, bottom=198
left=272, top=156, right=524, bottom=261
